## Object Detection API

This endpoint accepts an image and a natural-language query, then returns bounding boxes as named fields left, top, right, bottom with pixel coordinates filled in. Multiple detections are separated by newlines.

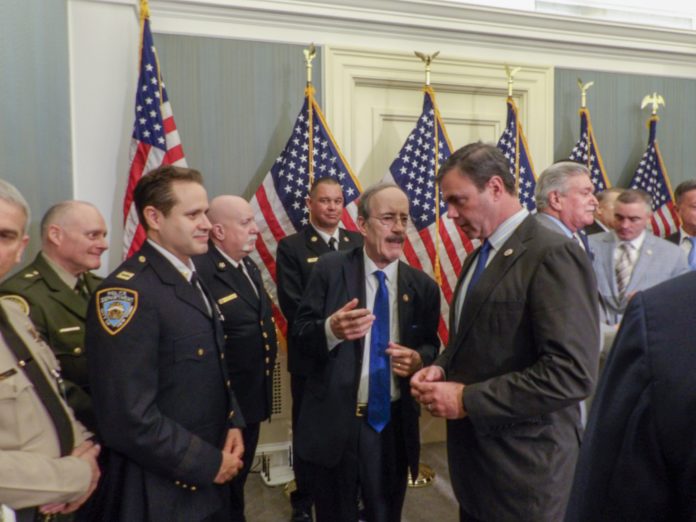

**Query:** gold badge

left=218, top=293, right=238, bottom=305
left=97, top=288, right=138, bottom=335
left=307, top=257, right=318, bottom=263
left=0, top=295, right=30, bottom=315
left=116, top=270, right=134, bottom=281
left=503, top=249, right=514, bottom=257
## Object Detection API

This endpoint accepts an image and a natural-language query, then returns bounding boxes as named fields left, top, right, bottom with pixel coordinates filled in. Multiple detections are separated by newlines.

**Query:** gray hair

left=357, top=182, right=408, bottom=219
left=534, top=161, right=591, bottom=211
left=0, top=179, right=30, bottom=234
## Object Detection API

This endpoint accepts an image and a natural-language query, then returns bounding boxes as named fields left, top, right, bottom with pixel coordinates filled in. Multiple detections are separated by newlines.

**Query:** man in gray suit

left=411, top=142, right=599, bottom=521
left=589, top=188, right=689, bottom=327
left=534, top=161, right=598, bottom=255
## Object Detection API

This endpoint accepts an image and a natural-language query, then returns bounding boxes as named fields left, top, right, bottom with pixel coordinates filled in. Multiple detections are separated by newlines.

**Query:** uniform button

left=197, top=348, right=204, bottom=357
left=175, top=480, right=181, bottom=486
left=224, top=334, right=228, bottom=340
left=266, top=370, right=270, bottom=376
left=265, top=357, right=269, bottom=364
left=265, top=344, right=270, bottom=351
left=73, top=347, right=83, bottom=355
left=263, top=332, right=268, bottom=339
left=228, top=411, right=235, bottom=419
left=259, top=320, right=264, bottom=326
left=138, top=255, right=146, bottom=263
left=190, top=486, right=197, bottom=492
left=220, top=353, right=225, bottom=360
left=182, top=483, right=189, bottom=489
left=226, top=379, right=231, bottom=387
left=271, top=317, right=276, bottom=323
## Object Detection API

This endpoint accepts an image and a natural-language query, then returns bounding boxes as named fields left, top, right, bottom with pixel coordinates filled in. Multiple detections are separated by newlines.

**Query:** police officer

left=0, top=200, right=107, bottom=430
left=0, top=180, right=100, bottom=522
left=195, top=195, right=278, bottom=522
left=86, top=166, right=245, bottom=521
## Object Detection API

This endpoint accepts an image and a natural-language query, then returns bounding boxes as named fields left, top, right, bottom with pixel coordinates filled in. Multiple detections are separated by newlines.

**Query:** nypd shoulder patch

left=97, top=287, right=138, bottom=335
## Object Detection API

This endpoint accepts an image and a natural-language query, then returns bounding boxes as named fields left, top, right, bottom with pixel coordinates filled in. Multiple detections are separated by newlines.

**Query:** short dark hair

left=436, top=142, right=515, bottom=195
left=309, top=176, right=341, bottom=197
left=357, top=182, right=407, bottom=220
left=674, top=180, right=696, bottom=205
left=133, top=166, right=204, bottom=230
left=616, top=188, right=651, bottom=211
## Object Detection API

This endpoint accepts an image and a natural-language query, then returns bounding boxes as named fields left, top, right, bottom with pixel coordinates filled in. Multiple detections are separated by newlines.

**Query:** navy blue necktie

left=367, top=270, right=390, bottom=433
left=467, top=239, right=491, bottom=294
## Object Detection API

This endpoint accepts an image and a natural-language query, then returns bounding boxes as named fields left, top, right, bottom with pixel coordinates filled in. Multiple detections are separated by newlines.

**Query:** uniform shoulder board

left=0, top=295, right=30, bottom=316
left=96, top=287, right=139, bottom=335
left=115, top=270, right=135, bottom=281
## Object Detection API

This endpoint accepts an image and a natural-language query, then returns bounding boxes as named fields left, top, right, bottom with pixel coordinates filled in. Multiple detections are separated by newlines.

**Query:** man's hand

left=411, top=376, right=466, bottom=420
left=329, top=298, right=374, bottom=340
left=386, top=342, right=422, bottom=377
left=224, top=429, right=245, bottom=466
left=214, top=429, right=245, bottom=484
left=40, top=440, right=101, bottom=515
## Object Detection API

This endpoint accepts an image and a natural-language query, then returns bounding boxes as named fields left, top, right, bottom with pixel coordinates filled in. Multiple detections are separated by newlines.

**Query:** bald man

left=194, top=195, right=278, bottom=522
left=0, top=201, right=108, bottom=431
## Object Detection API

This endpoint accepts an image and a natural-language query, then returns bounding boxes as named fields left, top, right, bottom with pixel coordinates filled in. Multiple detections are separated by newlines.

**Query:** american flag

left=628, top=115, right=679, bottom=237
left=569, top=107, right=611, bottom=193
left=384, top=86, right=473, bottom=346
left=123, top=8, right=186, bottom=258
left=497, top=97, right=537, bottom=211
left=250, top=86, right=362, bottom=339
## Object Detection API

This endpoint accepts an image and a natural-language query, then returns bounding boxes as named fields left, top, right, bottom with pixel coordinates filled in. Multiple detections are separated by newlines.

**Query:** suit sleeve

left=463, top=243, right=599, bottom=426
left=276, top=239, right=304, bottom=325
left=291, top=258, right=332, bottom=362
left=86, top=294, right=222, bottom=485
left=566, top=292, right=670, bottom=522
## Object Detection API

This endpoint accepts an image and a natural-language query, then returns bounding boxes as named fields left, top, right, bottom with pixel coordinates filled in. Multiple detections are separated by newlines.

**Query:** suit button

left=259, top=320, right=264, bottom=326
left=265, top=357, right=270, bottom=364
left=73, top=347, right=82, bottom=355
left=197, top=348, right=204, bottom=357
left=265, top=344, right=270, bottom=351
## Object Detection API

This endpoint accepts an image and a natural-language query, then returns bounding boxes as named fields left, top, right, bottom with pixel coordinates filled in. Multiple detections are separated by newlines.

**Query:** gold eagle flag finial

left=641, top=92, right=665, bottom=116
left=414, top=51, right=440, bottom=86
left=577, top=78, right=594, bottom=109
left=303, top=43, right=317, bottom=86
left=504, top=65, right=522, bottom=97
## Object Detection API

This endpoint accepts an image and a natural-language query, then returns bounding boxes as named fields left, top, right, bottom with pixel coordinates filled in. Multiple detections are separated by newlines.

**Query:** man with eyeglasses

left=291, top=183, right=440, bottom=522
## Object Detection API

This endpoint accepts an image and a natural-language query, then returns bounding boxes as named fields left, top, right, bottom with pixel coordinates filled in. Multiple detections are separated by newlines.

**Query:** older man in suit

left=534, top=161, right=598, bottom=256
left=566, top=271, right=696, bottom=521
left=589, top=188, right=688, bottom=327
left=667, top=180, right=696, bottom=269
left=0, top=201, right=108, bottom=431
left=411, top=142, right=599, bottom=522
left=195, top=195, right=278, bottom=522
left=276, top=176, right=362, bottom=522
left=0, top=180, right=100, bottom=522
left=292, top=183, right=440, bottom=522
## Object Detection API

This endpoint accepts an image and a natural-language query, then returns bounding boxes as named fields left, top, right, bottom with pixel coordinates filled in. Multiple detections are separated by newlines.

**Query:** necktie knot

left=374, top=270, right=386, bottom=285
left=328, top=237, right=337, bottom=251
left=74, top=277, right=89, bottom=299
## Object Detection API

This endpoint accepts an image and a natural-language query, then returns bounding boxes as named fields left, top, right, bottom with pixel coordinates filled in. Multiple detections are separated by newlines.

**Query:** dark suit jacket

left=584, top=219, right=607, bottom=235
left=291, top=247, right=440, bottom=479
left=437, top=215, right=599, bottom=521
left=666, top=231, right=680, bottom=245
left=276, top=225, right=363, bottom=375
left=86, top=241, right=244, bottom=522
left=566, top=272, right=696, bottom=522
left=0, top=252, right=101, bottom=428
left=195, top=245, right=278, bottom=425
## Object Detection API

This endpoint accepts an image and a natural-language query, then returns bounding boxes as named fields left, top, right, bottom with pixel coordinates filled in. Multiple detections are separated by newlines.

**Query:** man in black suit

left=292, top=183, right=440, bottom=522
left=584, top=187, right=624, bottom=235
left=566, top=271, right=696, bottom=521
left=195, top=195, right=278, bottom=522
left=86, top=166, right=245, bottom=521
left=667, top=180, right=696, bottom=270
left=411, top=142, right=599, bottom=521
left=276, top=176, right=362, bottom=521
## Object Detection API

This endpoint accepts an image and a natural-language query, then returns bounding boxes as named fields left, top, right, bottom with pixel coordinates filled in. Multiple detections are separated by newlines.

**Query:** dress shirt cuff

left=324, top=318, right=342, bottom=351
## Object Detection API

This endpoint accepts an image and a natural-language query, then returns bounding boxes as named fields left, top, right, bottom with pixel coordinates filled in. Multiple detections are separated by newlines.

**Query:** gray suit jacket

left=588, top=231, right=689, bottom=325
left=437, top=215, right=599, bottom=521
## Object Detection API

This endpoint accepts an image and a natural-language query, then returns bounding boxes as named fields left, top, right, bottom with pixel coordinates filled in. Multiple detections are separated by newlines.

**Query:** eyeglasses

left=369, top=214, right=409, bottom=228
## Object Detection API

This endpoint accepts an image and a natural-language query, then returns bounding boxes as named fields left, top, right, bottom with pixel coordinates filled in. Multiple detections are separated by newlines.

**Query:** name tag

left=306, top=257, right=318, bottom=263
left=59, top=326, right=81, bottom=333
left=218, top=293, right=238, bottom=305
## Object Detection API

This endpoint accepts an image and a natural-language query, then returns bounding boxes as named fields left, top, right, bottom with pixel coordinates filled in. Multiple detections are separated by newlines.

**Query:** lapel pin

left=343, top=236, right=349, bottom=242
left=218, top=262, right=226, bottom=269
left=504, top=248, right=513, bottom=257
left=311, top=236, right=318, bottom=242
left=138, top=255, right=146, bottom=263
left=402, top=294, right=410, bottom=302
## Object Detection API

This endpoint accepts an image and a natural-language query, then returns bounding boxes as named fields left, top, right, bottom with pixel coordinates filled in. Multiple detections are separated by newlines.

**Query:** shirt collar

left=147, top=239, right=197, bottom=282
left=614, top=230, right=646, bottom=251
left=311, top=223, right=340, bottom=246
left=487, top=208, right=529, bottom=253
left=41, top=252, right=79, bottom=289
left=363, top=249, right=399, bottom=283
left=541, top=213, right=574, bottom=238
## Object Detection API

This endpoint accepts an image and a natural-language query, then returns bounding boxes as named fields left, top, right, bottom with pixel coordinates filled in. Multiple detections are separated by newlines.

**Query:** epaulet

left=0, top=268, right=43, bottom=292
left=110, top=253, right=149, bottom=283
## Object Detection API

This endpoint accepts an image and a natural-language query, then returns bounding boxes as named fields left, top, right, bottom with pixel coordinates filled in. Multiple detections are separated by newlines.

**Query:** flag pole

left=415, top=51, right=443, bottom=286
left=304, top=44, right=317, bottom=187
left=577, top=78, right=594, bottom=170
left=504, top=65, right=521, bottom=194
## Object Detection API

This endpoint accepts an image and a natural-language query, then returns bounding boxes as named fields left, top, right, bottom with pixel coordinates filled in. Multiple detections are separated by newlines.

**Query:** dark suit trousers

left=290, top=374, right=313, bottom=511
left=229, top=422, right=260, bottom=522
left=310, top=401, right=408, bottom=522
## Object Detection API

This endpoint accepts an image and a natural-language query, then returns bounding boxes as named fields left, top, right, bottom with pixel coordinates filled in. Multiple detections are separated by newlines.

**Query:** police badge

left=97, top=287, right=138, bottom=335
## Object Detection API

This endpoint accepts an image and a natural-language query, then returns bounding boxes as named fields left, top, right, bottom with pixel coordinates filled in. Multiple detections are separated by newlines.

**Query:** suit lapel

left=449, top=250, right=477, bottom=336
left=599, top=236, right=619, bottom=298
left=626, top=235, right=655, bottom=294
left=304, top=227, right=331, bottom=257
left=397, top=262, right=415, bottom=343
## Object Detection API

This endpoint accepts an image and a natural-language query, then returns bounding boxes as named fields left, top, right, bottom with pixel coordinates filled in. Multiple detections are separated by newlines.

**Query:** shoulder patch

left=0, top=295, right=30, bottom=315
left=96, top=288, right=138, bottom=335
